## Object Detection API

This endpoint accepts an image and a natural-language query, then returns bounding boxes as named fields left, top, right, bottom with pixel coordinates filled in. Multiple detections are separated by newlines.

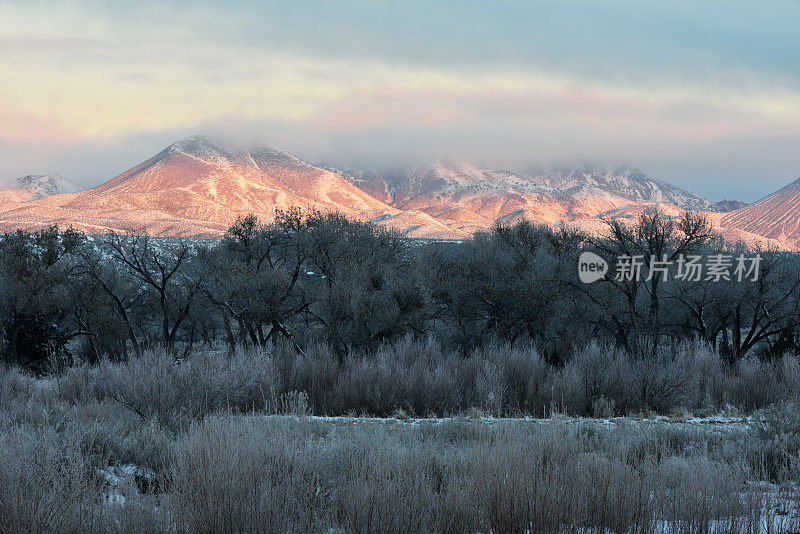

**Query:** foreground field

left=3, top=343, right=800, bottom=533
left=3, top=352, right=800, bottom=533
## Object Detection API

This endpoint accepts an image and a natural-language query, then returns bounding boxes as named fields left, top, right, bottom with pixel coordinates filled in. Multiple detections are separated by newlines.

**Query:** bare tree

left=588, top=208, right=712, bottom=354
left=200, top=210, right=312, bottom=354
left=78, top=245, right=146, bottom=359
left=104, top=233, right=199, bottom=353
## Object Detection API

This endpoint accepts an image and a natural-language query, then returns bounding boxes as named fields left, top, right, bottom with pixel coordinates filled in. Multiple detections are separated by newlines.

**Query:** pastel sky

left=1, top=0, right=798, bottom=201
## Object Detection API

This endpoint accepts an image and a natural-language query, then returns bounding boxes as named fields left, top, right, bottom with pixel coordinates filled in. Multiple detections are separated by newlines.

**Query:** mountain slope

left=0, top=138, right=467, bottom=238
left=520, top=165, right=717, bottom=211
left=711, top=199, right=748, bottom=212
left=0, top=174, right=80, bottom=203
left=720, top=177, right=800, bottom=249
left=334, top=161, right=722, bottom=235
left=336, top=162, right=718, bottom=209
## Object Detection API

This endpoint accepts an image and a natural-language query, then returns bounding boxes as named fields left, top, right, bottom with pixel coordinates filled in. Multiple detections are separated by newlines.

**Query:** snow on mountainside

left=519, top=165, right=716, bottom=211
left=334, top=162, right=722, bottom=212
left=711, top=199, right=748, bottom=212
left=331, top=161, right=728, bottom=235
left=0, top=174, right=80, bottom=203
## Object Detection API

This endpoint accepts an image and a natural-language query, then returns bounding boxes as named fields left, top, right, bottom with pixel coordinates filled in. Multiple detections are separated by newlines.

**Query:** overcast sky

left=1, top=0, right=798, bottom=201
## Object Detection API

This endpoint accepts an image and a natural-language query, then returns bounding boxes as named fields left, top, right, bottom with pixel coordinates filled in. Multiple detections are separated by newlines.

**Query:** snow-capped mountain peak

left=157, top=137, right=313, bottom=179
left=518, top=165, right=715, bottom=211
left=0, top=173, right=80, bottom=202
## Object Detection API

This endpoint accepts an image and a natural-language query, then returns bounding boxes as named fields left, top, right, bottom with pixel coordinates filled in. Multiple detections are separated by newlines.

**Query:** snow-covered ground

left=270, top=412, right=753, bottom=432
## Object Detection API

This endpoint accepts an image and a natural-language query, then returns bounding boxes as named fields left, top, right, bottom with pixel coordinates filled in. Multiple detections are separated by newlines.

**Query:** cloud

left=187, top=0, right=800, bottom=92
left=0, top=103, right=76, bottom=143
left=0, top=0, right=799, bottom=201
left=0, top=36, right=103, bottom=52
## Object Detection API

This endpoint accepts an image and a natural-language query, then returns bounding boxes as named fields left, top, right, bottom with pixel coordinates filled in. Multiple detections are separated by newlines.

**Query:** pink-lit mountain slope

left=0, top=138, right=467, bottom=238
left=333, top=161, right=735, bottom=235
left=0, top=174, right=80, bottom=203
left=720, top=177, right=800, bottom=250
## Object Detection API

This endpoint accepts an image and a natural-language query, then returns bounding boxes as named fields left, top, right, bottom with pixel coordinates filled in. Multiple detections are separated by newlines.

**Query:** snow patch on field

left=99, top=464, right=158, bottom=506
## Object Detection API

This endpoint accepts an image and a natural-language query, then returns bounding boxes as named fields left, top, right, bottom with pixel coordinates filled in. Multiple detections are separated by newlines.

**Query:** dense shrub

left=51, top=341, right=800, bottom=419
left=0, top=424, right=100, bottom=533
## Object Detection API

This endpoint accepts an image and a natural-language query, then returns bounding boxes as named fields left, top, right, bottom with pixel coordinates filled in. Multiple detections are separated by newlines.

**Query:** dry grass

left=157, top=416, right=798, bottom=533
left=56, top=340, right=800, bottom=421
left=0, top=424, right=101, bottom=533
left=3, top=344, right=800, bottom=532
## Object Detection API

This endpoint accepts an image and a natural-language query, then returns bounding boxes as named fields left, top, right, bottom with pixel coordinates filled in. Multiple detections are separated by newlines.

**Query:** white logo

left=578, top=251, right=608, bottom=283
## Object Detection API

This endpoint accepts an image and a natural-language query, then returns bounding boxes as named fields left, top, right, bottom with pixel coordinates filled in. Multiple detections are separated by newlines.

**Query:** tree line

left=2, top=207, right=799, bottom=373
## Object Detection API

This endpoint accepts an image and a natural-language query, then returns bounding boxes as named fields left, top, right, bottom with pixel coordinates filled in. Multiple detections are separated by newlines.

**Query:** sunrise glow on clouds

left=1, top=0, right=799, bottom=200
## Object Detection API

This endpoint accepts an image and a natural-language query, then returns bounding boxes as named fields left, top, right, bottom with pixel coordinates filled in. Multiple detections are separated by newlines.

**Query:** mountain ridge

left=0, top=136, right=795, bottom=250
left=0, top=137, right=467, bottom=239
left=0, top=173, right=80, bottom=203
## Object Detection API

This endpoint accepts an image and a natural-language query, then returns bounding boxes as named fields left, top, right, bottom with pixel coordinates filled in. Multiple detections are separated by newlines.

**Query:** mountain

left=519, top=165, right=718, bottom=211
left=711, top=199, right=748, bottom=213
left=0, top=137, right=467, bottom=238
left=333, top=162, right=720, bottom=234
left=336, top=162, right=714, bottom=208
left=719, top=177, right=800, bottom=249
left=0, top=137, right=789, bottom=248
left=336, top=160, right=787, bottom=249
left=0, top=174, right=80, bottom=203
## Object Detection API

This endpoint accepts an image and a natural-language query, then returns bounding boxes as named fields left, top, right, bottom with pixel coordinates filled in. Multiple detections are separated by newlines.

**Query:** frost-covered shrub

left=0, top=424, right=100, bottom=532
